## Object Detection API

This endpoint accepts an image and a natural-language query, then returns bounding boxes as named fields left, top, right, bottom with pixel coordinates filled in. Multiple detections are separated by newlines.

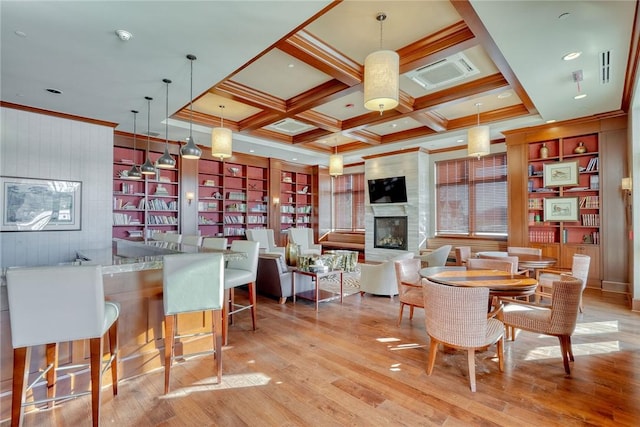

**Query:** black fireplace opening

left=374, top=216, right=408, bottom=250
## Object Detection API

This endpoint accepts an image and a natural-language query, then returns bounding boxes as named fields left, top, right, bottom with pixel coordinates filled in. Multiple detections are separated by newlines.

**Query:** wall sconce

left=185, top=191, right=195, bottom=206
left=621, top=177, right=632, bottom=193
left=272, top=196, right=280, bottom=205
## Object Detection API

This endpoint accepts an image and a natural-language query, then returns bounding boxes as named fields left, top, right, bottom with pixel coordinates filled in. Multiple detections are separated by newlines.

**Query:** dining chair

left=419, top=244, right=452, bottom=268
left=181, top=234, right=203, bottom=246
left=162, top=252, right=224, bottom=393
left=202, top=237, right=228, bottom=250
left=535, top=254, right=590, bottom=312
left=507, top=246, right=542, bottom=256
left=454, top=246, right=471, bottom=266
left=157, top=232, right=182, bottom=244
left=395, top=257, right=424, bottom=326
left=499, top=276, right=583, bottom=375
left=478, top=252, right=530, bottom=277
left=467, top=257, right=518, bottom=274
left=6, top=265, right=119, bottom=427
left=422, top=279, right=504, bottom=392
left=224, top=240, right=260, bottom=344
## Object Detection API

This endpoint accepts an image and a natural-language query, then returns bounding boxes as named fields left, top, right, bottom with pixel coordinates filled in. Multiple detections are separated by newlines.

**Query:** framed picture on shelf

left=544, top=197, right=578, bottom=222
left=543, top=160, right=579, bottom=187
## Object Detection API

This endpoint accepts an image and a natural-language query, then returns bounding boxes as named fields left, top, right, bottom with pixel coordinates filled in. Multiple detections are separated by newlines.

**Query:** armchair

left=247, top=228, right=285, bottom=257
left=255, top=253, right=314, bottom=304
left=359, top=251, right=414, bottom=298
left=419, top=244, right=452, bottom=268
left=536, top=254, right=590, bottom=312
left=288, top=228, right=322, bottom=256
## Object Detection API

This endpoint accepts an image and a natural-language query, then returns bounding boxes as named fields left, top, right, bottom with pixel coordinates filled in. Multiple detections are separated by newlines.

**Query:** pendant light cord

left=164, top=79, right=170, bottom=146
left=146, top=97, right=151, bottom=154
left=189, top=58, right=194, bottom=135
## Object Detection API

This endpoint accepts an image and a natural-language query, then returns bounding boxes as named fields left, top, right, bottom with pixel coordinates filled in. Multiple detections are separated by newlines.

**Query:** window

left=435, top=153, right=507, bottom=236
left=333, top=173, right=365, bottom=231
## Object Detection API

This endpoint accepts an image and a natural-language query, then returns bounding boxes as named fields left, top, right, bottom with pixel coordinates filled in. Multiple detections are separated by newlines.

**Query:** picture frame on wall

left=1, top=176, right=82, bottom=231
left=544, top=197, right=578, bottom=222
left=543, top=160, right=579, bottom=187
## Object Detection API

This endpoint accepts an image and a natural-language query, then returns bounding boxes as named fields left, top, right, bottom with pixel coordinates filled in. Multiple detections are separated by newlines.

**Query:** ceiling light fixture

left=140, top=96, right=157, bottom=175
left=180, top=54, right=202, bottom=160
left=127, top=110, right=142, bottom=180
left=156, top=78, right=176, bottom=169
left=211, top=105, right=232, bottom=160
left=563, top=51, right=581, bottom=61
left=363, top=12, right=399, bottom=115
left=329, top=143, right=343, bottom=177
left=467, top=102, right=490, bottom=159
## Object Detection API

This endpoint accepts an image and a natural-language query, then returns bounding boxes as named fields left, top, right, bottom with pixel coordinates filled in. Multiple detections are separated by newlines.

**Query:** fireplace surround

left=373, top=216, right=408, bottom=250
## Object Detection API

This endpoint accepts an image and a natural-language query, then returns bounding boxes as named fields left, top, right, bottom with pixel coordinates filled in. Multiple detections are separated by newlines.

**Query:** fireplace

left=374, top=216, right=408, bottom=250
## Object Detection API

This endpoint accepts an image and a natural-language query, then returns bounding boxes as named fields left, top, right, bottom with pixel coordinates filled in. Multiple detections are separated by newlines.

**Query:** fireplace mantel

left=368, top=203, right=409, bottom=216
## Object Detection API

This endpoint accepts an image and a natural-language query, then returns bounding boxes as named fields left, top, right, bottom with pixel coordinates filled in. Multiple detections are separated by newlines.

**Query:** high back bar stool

left=202, top=237, right=228, bottom=250
left=6, top=265, right=119, bottom=427
left=162, top=252, right=225, bottom=393
left=181, top=234, right=203, bottom=246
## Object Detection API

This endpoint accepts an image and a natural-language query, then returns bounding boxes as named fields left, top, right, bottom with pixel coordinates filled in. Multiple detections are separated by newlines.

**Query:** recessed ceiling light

left=249, top=149, right=255, bottom=153
left=288, top=63, right=295, bottom=68
left=115, top=29, right=132, bottom=41
left=292, top=158, right=297, bottom=161
left=390, top=123, right=397, bottom=128
left=45, top=88, right=62, bottom=94
left=345, top=103, right=354, bottom=108
left=574, top=93, right=587, bottom=100
left=456, top=139, right=464, bottom=143
left=497, top=92, right=512, bottom=99
left=14, top=30, right=26, bottom=38
left=558, top=12, right=570, bottom=20
left=546, top=119, right=556, bottom=124
left=563, top=51, right=582, bottom=61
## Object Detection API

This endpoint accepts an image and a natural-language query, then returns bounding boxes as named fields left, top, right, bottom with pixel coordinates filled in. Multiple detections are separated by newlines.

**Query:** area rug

left=318, top=268, right=360, bottom=296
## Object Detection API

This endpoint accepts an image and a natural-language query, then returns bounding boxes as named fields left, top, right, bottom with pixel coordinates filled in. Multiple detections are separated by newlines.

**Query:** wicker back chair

left=536, top=254, right=590, bottom=312
left=467, top=257, right=518, bottom=274
left=500, top=276, right=583, bottom=375
left=394, top=258, right=423, bottom=326
left=507, top=246, right=542, bottom=256
left=422, top=279, right=504, bottom=392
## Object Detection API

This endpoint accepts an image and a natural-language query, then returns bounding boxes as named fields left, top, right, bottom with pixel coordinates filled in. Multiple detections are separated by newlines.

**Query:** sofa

left=255, top=253, right=314, bottom=304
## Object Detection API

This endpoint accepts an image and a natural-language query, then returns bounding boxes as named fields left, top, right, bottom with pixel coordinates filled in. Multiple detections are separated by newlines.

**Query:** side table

left=292, top=268, right=343, bottom=311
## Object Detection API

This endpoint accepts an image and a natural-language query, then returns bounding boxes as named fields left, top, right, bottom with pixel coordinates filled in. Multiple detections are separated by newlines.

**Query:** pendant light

left=180, top=54, right=202, bottom=159
left=329, top=144, right=343, bottom=177
left=127, top=110, right=142, bottom=179
left=467, top=102, right=490, bottom=159
left=211, top=104, right=232, bottom=160
left=140, top=96, right=157, bottom=175
left=363, top=12, right=399, bottom=115
left=156, top=78, right=176, bottom=169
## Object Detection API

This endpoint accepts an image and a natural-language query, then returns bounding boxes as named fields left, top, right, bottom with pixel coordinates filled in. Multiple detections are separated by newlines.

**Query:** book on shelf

left=589, top=175, right=599, bottom=190
left=585, top=157, right=599, bottom=172
left=203, top=179, right=216, bottom=186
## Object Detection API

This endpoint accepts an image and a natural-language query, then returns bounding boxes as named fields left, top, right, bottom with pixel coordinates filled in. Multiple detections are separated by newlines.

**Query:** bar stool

left=224, top=240, right=260, bottom=344
left=6, top=265, right=119, bottom=427
left=181, top=235, right=203, bottom=246
left=202, top=237, right=228, bottom=250
left=162, top=252, right=225, bottom=393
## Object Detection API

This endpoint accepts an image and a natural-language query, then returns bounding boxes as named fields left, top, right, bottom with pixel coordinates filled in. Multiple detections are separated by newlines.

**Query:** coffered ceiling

left=1, top=1, right=637, bottom=167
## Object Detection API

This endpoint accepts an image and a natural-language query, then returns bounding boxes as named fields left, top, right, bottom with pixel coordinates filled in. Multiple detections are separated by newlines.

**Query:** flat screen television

left=367, top=176, right=408, bottom=204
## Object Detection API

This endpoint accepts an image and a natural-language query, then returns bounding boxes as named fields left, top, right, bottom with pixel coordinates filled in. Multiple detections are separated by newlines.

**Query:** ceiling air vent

left=599, top=50, right=611, bottom=85
left=406, top=52, right=480, bottom=90
left=265, top=118, right=315, bottom=135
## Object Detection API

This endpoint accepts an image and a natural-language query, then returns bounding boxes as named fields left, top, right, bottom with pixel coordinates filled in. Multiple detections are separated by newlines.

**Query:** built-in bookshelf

left=279, top=171, right=312, bottom=237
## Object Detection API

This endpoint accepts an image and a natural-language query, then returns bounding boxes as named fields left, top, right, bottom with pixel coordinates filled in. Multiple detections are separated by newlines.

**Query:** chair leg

left=212, top=310, right=223, bottom=384
left=164, top=315, right=175, bottom=394
left=248, top=281, right=257, bottom=331
left=409, top=306, right=415, bottom=320
left=11, top=347, right=29, bottom=427
left=222, top=289, right=230, bottom=346
left=497, top=337, right=504, bottom=372
left=558, top=335, right=572, bottom=375
left=45, top=343, right=58, bottom=408
left=567, top=335, right=575, bottom=362
left=108, top=320, right=119, bottom=396
left=426, top=339, right=438, bottom=375
left=397, top=303, right=405, bottom=326
left=467, top=349, right=477, bottom=392
left=229, top=288, right=235, bottom=325
left=89, top=337, right=103, bottom=427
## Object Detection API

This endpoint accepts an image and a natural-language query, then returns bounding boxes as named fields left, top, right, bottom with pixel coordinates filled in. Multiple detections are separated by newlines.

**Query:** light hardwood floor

left=5, top=288, right=640, bottom=426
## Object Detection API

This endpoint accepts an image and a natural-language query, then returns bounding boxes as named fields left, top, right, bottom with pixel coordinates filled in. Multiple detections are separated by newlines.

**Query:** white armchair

left=246, top=228, right=285, bottom=257
left=418, top=244, right=452, bottom=268
left=288, top=228, right=322, bottom=256
left=359, top=251, right=415, bottom=298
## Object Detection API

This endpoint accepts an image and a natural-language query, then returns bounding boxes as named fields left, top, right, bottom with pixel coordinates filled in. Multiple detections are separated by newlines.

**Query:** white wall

left=1, top=107, right=113, bottom=268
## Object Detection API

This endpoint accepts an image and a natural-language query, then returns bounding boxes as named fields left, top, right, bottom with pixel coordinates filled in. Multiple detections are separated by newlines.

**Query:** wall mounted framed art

left=544, top=197, right=578, bottom=222
left=543, top=160, right=579, bottom=187
left=1, top=176, right=82, bottom=231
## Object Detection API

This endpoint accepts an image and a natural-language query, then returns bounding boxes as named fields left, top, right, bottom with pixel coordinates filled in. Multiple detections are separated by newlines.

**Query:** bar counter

left=0, top=238, right=239, bottom=420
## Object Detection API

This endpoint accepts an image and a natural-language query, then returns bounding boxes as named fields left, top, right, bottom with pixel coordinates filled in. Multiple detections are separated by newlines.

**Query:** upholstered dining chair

left=246, top=228, right=285, bottom=256
left=422, top=279, right=504, bottom=392
left=507, top=246, right=542, bottom=256
left=419, top=244, right=452, bottom=268
left=359, top=251, right=414, bottom=298
left=181, top=234, right=203, bottom=246
left=202, top=237, right=228, bottom=250
left=163, top=252, right=224, bottom=393
left=224, top=240, right=260, bottom=344
left=499, top=276, right=583, bottom=375
left=6, top=265, right=119, bottom=427
left=478, top=253, right=530, bottom=277
left=395, top=257, right=424, bottom=326
left=454, top=246, right=471, bottom=266
left=467, top=257, right=518, bottom=274
left=158, top=232, right=182, bottom=244
left=536, top=254, right=590, bottom=312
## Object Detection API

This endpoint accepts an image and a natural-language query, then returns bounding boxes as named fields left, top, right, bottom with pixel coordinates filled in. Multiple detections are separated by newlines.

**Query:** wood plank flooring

left=4, top=289, right=639, bottom=426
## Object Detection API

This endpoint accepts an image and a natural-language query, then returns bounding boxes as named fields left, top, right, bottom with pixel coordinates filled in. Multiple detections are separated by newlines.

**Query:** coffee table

left=292, top=268, right=343, bottom=311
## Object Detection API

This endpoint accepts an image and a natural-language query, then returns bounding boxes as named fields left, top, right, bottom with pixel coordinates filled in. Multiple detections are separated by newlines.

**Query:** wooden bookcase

left=279, top=170, right=313, bottom=235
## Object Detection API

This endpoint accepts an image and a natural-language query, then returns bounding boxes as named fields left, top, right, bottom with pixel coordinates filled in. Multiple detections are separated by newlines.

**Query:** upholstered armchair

left=255, top=253, right=314, bottom=304
left=288, top=228, right=322, bottom=256
left=359, top=251, right=415, bottom=298
left=247, top=228, right=285, bottom=257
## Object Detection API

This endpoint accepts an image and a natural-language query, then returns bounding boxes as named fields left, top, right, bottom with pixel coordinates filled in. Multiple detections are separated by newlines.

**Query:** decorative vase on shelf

left=539, top=143, right=549, bottom=159
left=574, top=141, right=587, bottom=154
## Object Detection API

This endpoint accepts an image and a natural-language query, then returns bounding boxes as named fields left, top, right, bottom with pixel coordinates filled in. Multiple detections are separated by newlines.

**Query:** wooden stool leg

left=222, top=289, right=230, bottom=346
left=249, top=281, right=257, bottom=331
left=89, top=337, right=103, bottom=427
left=45, top=343, right=58, bottom=408
left=212, top=310, right=223, bottom=383
left=164, top=315, right=175, bottom=394
left=108, top=320, right=119, bottom=395
left=11, top=347, right=29, bottom=427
